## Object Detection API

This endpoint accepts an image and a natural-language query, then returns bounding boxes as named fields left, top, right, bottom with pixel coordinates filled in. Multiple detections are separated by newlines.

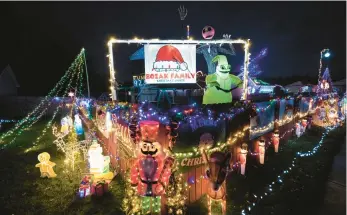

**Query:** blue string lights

left=241, top=124, right=341, bottom=215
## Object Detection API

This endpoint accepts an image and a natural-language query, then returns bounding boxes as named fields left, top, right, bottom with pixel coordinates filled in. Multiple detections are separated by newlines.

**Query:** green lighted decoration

left=203, top=55, right=243, bottom=105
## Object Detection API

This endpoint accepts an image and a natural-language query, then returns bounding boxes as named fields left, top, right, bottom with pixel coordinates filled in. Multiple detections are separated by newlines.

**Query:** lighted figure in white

left=272, top=130, right=280, bottom=153
left=35, top=152, right=57, bottom=178
left=60, top=116, right=70, bottom=135
left=88, top=141, right=105, bottom=174
left=258, top=138, right=266, bottom=164
left=202, top=55, right=243, bottom=104
left=295, top=122, right=302, bottom=138
left=74, top=114, right=84, bottom=135
left=105, top=111, right=112, bottom=133
left=240, top=143, right=248, bottom=175
left=130, top=120, right=174, bottom=196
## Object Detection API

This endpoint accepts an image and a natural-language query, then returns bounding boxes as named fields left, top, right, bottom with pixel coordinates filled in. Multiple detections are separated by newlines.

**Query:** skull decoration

left=202, top=26, right=215, bottom=39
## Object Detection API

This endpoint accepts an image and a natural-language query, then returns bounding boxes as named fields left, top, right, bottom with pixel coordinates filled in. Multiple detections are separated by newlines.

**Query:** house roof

left=0, top=65, right=20, bottom=87
left=285, top=81, right=303, bottom=88
left=332, top=79, right=346, bottom=86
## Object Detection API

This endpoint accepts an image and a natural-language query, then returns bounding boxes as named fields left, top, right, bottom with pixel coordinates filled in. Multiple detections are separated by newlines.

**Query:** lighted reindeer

left=201, top=149, right=231, bottom=215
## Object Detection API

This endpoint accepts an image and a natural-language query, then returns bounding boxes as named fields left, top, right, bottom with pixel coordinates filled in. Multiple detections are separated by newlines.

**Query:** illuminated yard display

left=107, top=38, right=251, bottom=101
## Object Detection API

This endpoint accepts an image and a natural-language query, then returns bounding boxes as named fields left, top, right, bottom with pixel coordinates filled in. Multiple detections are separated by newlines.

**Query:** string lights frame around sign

left=107, top=38, right=251, bottom=101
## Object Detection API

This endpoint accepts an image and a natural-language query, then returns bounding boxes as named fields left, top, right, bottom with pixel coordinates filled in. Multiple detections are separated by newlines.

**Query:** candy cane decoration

left=272, top=130, right=280, bottom=153
left=258, top=138, right=266, bottom=164
left=240, top=143, right=248, bottom=175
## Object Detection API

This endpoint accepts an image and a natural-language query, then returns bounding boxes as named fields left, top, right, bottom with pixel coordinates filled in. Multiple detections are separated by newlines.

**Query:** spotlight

left=324, top=52, right=331, bottom=58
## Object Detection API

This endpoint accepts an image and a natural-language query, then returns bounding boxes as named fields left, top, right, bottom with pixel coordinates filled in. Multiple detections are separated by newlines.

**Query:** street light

left=324, top=52, right=331, bottom=58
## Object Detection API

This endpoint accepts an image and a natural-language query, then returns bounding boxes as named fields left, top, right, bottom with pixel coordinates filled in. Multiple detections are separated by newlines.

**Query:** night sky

left=0, top=1, right=345, bottom=97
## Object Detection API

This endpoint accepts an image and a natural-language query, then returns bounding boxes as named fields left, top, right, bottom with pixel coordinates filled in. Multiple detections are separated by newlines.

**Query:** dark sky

left=0, top=1, right=345, bottom=96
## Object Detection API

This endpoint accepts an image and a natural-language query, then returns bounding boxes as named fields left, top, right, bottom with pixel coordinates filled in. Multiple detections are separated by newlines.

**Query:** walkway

left=319, top=141, right=346, bottom=215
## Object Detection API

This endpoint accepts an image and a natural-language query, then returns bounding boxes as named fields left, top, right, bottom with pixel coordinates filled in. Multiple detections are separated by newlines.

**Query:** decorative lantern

left=240, top=143, right=248, bottom=175
left=272, top=130, right=280, bottom=153
left=88, top=141, right=105, bottom=174
left=258, top=138, right=266, bottom=164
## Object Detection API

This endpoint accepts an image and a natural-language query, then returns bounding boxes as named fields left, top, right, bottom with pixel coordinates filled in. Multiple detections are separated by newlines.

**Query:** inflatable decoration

left=35, top=152, right=57, bottom=178
left=295, top=122, right=302, bottom=138
left=202, top=151, right=231, bottom=193
left=202, top=26, right=215, bottom=39
left=74, top=114, right=84, bottom=135
left=240, top=143, right=248, bottom=175
left=61, top=116, right=71, bottom=135
left=198, top=133, right=214, bottom=150
left=130, top=121, right=174, bottom=196
left=272, top=130, right=280, bottom=153
left=258, top=137, right=266, bottom=164
left=203, top=55, right=243, bottom=104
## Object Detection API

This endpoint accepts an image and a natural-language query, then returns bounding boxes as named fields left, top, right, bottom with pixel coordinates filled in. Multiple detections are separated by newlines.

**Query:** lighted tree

left=166, top=170, right=188, bottom=215
left=65, top=129, right=81, bottom=171
left=122, top=172, right=142, bottom=215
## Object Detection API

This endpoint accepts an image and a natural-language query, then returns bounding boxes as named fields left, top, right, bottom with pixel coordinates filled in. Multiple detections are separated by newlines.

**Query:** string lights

left=241, top=124, right=340, bottom=215
left=0, top=49, right=86, bottom=144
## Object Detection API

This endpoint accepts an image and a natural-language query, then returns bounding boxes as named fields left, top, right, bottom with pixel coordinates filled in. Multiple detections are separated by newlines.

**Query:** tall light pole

left=82, top=48, right=90, bottom=98
left=318, top=48, right=330, bottom=79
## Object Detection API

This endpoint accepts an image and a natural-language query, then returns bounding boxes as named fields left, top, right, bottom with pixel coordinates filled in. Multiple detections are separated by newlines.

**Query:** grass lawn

left=0, top=120, right=126, bottom=215
left=227, top=124, right=346, bottom=215
left=0, top=120, right=345, bottom=215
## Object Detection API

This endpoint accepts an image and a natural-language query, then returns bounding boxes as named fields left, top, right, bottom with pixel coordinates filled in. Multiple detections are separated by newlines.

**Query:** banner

left=144, top=44, right=196, bottom=84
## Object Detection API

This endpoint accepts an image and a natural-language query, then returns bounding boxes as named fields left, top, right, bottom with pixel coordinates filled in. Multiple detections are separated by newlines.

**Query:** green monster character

left=202, top=55, right=243, bottom=104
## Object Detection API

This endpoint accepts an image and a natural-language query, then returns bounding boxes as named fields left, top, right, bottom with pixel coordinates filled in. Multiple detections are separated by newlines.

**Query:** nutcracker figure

left=130, top=120, right=174, bottom=196
left=258, top=137, right=266, bottom=164
left=272, top=130, right=280, bottom=153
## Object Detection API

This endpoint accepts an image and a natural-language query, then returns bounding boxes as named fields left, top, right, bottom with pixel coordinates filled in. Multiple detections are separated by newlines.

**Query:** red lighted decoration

left=272, top=130, right=280, bottom=153
left=130, top=120, right=174, bottom=196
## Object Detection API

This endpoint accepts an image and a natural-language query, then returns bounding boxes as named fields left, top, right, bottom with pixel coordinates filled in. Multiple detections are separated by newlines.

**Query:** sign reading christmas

left=144, top=44, right=196, bottom=84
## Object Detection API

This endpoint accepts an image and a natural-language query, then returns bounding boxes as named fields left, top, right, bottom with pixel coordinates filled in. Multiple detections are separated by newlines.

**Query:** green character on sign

left=203, top=55, right=243, bottom=105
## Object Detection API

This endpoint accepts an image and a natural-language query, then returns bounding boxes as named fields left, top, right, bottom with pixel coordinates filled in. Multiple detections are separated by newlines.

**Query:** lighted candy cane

left=258, top=138, right=266, bottom=165
left=240, top=143, right=248, bottom=175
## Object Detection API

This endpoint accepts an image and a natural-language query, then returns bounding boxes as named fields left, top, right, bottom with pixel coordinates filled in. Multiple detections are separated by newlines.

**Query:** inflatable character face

left=199, top=133, right=214, bottom=149
left=138, top=141, right=163, bottom=157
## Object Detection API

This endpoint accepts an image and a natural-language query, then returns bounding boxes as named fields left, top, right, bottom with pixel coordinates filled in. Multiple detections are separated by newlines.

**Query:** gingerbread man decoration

left=35, top=152, right=57, bottom=178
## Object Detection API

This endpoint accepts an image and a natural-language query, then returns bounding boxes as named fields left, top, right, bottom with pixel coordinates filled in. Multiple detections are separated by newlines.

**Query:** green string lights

left=0, top=49, right=86, bottom=148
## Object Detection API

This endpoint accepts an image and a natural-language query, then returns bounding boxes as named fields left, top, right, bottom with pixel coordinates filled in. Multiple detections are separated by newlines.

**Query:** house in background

left=285, top=81, right=303, bottom=94
left=332, top=79, right=346, bottom=94
left=0, top=65, right=20, bottom=96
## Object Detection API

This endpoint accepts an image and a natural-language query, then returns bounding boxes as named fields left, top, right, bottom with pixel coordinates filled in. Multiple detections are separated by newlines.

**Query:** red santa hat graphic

left=153, top=45, right=188, bottom=72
